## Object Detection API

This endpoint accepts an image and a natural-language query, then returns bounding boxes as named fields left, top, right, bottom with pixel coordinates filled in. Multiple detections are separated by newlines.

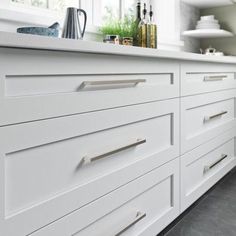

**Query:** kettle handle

left=77, top=9, right=87, bottom=38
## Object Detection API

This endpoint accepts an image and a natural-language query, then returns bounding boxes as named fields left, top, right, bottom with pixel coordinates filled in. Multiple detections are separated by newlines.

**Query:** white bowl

left=197, top=20, right=219, bottom=24
left=197, top=22, right=219, bottom=26
left=201, top=15, right=215, bottom=21
left=197, top=23, right=220, bottom=27
left=196, top=25, right=220, bottom=30
left=196, top=23, right=220, bottom=28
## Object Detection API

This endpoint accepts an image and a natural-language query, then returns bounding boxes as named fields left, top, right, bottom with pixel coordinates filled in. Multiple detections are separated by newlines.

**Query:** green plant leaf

left=99, top=14, right=138, bottom=38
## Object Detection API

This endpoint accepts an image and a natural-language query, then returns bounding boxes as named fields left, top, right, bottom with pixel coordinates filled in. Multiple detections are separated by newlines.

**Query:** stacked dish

left=183, top=14, right=234, bottom=39
left=196, top=15, right=220, bottom=30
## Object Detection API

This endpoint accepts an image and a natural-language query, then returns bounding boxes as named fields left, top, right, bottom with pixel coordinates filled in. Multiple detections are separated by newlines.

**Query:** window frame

left=0, top=0, right=94, bottom=33
left=0, top=0, right=64, bottom=27
left=0, top=0, right=152, bottom=40
left=0, top=0, right=133, bottom=29
left=3, top=0, right=63, bottom=17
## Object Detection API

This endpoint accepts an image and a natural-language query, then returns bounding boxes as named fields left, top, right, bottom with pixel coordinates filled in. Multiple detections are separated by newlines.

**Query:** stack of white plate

left=196, top=15, right=220, bottom=30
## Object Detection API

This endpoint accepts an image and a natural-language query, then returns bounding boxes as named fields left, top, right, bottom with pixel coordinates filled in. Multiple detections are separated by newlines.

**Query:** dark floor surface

left=158, top=168, right=236, bottom=236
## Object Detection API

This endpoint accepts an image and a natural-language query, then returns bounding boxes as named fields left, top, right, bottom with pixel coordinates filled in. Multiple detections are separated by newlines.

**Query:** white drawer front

left=0, top=48, right=179, bottom=126
left=181, top=129, right=236, bottom=212
left=0, top=99, right=179, bottom=236
left=181, top=62, right=236, bottom=96
left=29, top=158, right=180, bottom=236
left=181, top=90, right=236, bottom=153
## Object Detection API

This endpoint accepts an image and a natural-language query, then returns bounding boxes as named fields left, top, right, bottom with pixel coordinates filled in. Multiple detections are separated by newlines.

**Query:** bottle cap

left=150, top=5, right=153, bottom=18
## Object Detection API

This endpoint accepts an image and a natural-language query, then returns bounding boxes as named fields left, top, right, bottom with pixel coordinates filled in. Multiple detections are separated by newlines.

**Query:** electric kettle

left=62, top=7, right=87, bottom=40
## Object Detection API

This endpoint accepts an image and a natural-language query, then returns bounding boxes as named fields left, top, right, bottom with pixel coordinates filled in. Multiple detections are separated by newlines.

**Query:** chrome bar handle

left=79, top=79, right=146, bottom=90
left=115, top=212, right=147, bottom=236
left=204, top=75, right=227, bottom=81
left=204, top=154, right=228, bottom=173
left=83, top=139, right=146, bottom=164
left=204, top=111, right=228, bottom=122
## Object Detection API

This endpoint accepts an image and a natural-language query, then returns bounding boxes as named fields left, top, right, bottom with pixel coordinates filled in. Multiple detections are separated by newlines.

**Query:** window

left=100, top=0, right=135, bottom=19
left=94, top=0, right=136, bottom=26
left=101, top=0, right=120, bottom=19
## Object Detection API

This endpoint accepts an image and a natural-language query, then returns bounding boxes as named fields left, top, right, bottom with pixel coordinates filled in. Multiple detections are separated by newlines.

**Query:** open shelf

left=181, top=0, right=233, bottom=9
left=182, top=29, right=234, bottom=38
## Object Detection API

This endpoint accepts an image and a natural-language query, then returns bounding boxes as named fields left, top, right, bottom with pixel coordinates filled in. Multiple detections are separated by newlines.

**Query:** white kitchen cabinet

left=0, top=33, right=236, bottom=236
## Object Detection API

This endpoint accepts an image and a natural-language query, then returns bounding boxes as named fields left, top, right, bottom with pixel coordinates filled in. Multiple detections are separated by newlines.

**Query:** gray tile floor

left=159, top=168, right=236, bottom=236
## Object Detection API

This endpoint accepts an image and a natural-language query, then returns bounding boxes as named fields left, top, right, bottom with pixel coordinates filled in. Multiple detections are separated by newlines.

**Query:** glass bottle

left=139, top=3, right=148, bottom=48
left=134, top=1, right=142, bottom=46
left=149, top=5, right=157, bottom=48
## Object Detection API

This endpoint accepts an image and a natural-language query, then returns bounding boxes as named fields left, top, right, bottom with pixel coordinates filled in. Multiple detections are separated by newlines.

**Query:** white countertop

left=1, top=31, right=236, bottom=64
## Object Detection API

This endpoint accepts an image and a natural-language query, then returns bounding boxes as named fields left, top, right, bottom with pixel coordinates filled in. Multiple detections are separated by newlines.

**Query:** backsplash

left=180, top=2, right=200, bottom=53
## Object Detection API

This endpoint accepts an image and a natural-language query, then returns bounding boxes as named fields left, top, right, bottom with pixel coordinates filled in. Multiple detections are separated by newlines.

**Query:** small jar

left=122, top=37, right=133, bottom=46
left=103, top=35, right=120, bottom=45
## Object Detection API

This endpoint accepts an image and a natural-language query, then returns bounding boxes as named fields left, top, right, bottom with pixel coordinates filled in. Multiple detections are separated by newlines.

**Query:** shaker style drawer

left=181, top=129, right=236, bottom=212
left=181, top=61, right=236, bottom=96
left=0, top=48, right=179, bottom=126
left=29, top=158, right=180, bottom=236
left=0, top=99, right=179, bottom=236
left=181, top=90, right=236, bottom=153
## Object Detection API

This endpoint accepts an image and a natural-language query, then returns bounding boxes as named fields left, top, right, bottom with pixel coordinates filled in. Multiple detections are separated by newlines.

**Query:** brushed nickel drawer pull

left=115, top=212, right=147, bottom=236
left=83, top=139, right=146, bottom=164
left=204, top=75, right=227, bottom=81
left=204, top=154, right=228, bottom=173
left=79, top=79, right=146, bottom=89
left=204, top=111, right=228, bottom=122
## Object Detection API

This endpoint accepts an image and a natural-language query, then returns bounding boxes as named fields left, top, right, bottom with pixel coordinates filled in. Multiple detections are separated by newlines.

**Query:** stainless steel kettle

left=62, top=7, right=87, bottom=40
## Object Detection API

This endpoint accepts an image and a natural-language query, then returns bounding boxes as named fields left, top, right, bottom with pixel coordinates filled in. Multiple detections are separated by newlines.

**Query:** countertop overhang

left=1, top=31, right=236, bottom=64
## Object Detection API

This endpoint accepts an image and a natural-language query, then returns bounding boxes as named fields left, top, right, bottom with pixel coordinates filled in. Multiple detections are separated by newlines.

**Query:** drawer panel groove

left=181, top=90, right=236, bottom=153
left=0, top=48, right=180, bottom=126
left=181, top=62, right=236, bottom=96
left=5, top=73, right=174, bottom=97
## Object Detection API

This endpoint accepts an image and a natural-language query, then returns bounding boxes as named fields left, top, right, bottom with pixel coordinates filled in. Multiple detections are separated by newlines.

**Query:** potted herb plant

left=100, top=15, right=138, bottom=46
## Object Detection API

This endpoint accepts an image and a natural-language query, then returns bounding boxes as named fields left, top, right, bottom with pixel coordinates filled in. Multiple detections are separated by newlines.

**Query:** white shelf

left=182, top=29, right=234, bottom=38
left=182, top=0, right=233, bottom=9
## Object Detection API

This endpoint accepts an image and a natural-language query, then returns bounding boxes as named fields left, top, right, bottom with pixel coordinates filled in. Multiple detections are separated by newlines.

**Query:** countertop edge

left=1, top=31, right=236, bottom=64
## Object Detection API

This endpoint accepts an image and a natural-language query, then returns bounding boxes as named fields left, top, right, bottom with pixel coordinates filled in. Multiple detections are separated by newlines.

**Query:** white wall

left=180, top=2, right=200, bottom=53
left=151, top=0, right=184, bottom=51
